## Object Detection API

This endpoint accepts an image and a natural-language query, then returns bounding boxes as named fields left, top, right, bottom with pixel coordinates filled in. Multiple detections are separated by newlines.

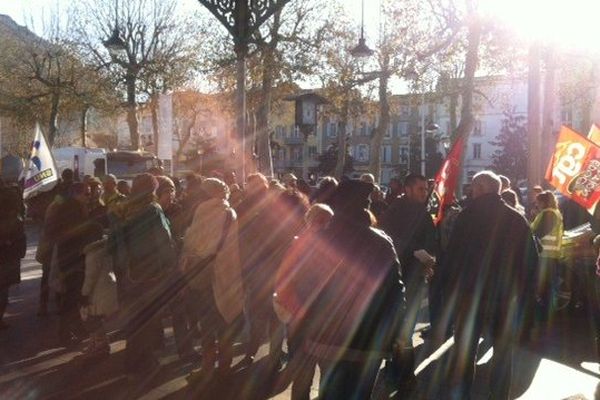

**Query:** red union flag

left=429, top=135, right=466, bottom=225
left=545, top=126, right=600, bottom=213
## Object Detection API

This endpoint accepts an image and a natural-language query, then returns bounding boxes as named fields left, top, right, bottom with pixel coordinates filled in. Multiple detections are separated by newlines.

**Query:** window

left=400, top=105, right=410, bottom=117
left=309, top=146, right=317, bottom=159
left=392, top=121, right=400, bottom=137
left=473, top=120, right=484, bottom=136
left=561, top=108, right=573, bottom=127
left=381, top=145, right=392, bottom=163
left=399, top=122, right=409, bottom=136
left=398, top=146, right=409, bottom=164
left=321, top=119, right=329, bottom=136
left=473, top=143, right=482, bottom=159
left=356, top=144, right=369, bottom=162
left=329, top=122, right=337, bottom=137
left=275, top=125, right=284, bottom=139
left=292, top=125, right=300, bottom=138
left=275, top=148, right=286, bottom=161
left=292, top=147, right=302, bottom=162
left=360, top=122, right=367, bottom=136
left=384, top=124, right=392, bottom=138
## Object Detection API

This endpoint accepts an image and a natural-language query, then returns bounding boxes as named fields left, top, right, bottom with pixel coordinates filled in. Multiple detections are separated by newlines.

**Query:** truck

left=51, top=147, right=159, bottom=182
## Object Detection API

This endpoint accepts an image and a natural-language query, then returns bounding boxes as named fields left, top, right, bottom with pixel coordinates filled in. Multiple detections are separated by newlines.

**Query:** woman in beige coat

left=180, top=178, right=244, bottom=373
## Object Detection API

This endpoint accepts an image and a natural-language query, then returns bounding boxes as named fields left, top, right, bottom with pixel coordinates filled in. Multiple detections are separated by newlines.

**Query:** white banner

left=158, top=93, right=173, bottom=175
left=22, top=124, right=58, bottom=199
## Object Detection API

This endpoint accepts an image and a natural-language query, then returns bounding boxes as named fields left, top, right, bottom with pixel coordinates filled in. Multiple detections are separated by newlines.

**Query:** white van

left=52, top=147, right=107, bottom=181
left=52, top=147, right=159, bottom=182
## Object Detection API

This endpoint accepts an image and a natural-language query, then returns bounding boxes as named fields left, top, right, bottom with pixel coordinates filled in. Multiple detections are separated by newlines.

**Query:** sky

left=0, top=0, right=376, bottom=36
left=3, top=0, right=598, bottom=93
left=3, top=0, right=599, bottom=52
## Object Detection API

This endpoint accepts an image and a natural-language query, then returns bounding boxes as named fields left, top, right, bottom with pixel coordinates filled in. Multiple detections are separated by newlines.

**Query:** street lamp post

left=418, top=90, right=439, bottom=176
left=103, top=0, right=142, bottom=150
left=420, top=91, right=426, bottom=175
left=198, top=0, right=292, bottom=180
left=350, top=0, right=374, bottom=58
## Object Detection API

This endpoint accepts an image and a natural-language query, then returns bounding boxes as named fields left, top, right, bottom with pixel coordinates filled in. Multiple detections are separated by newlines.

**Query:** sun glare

left=480, top=0, right=600, bottom=53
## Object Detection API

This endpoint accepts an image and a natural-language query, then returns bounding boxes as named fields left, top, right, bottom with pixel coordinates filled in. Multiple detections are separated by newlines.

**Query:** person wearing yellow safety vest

left=531, top=190, right=564, bottom=319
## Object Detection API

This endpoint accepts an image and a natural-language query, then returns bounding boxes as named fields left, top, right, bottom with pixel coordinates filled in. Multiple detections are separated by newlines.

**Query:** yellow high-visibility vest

left=531, top=208, right=563, bottom=259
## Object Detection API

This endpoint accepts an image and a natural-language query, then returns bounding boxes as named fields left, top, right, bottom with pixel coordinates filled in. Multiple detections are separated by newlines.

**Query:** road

left=0, top=224, right=599, bottom=399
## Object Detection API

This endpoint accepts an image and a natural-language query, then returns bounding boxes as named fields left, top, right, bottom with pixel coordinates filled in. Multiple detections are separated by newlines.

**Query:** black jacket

left=304, top=215, right=406, bottom=358
left=380, top=196, right=438, bottom=280
left=442, top=193, right=539, bottom=322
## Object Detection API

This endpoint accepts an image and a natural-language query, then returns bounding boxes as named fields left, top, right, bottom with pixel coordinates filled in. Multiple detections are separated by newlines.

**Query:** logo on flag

left=545, top=126, right=600, bottom=213
left=22, top=124, right=58, bottom=199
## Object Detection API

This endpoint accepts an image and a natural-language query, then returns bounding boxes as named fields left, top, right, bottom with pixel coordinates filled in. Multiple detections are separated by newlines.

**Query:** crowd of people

left=1, top=166, right=600, bottom=399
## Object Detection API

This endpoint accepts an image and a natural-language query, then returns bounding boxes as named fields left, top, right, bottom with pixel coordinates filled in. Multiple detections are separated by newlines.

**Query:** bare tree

left=72, top=0, right=202, bottom=150
left=0, top=13, right=114, bottom=147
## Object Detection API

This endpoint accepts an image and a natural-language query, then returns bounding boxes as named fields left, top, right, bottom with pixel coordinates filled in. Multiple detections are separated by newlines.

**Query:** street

left=0, top=224, right=599, bottom=400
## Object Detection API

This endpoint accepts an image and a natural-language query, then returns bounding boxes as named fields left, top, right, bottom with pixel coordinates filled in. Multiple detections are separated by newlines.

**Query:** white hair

left=472, top=171, right=501, bottom=195
left=360, top=173, right=375, bottom=184
left=202, top=178, right=230, bottom=200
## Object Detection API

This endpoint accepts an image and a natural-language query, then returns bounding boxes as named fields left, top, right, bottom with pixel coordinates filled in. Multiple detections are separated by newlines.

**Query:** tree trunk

left=454, top=17, right=482, bottom=194
left=541, top=48, right=557, bottom=173
left=80, top=105, right=89, bottom=147
left=174, top=113, right=196, bottom=172
left=235, top=44, right=249, bottom=178
left=527, top=43, right=542, bottom=203
left=48, top=91, right=60, bottom=147
left=257, top=47, right=275, bottom=177
left=449, top=89, right=458, bottom=140
left=369, top=68, right=390, bottom=183
left=150, top=94, right=159, bottom=152
left=126, top=72, right=140, bottom=150
left=334, top=97, right=349, bottom=179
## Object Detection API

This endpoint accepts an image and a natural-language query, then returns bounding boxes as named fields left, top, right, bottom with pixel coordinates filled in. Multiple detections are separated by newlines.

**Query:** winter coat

left=380, top=195, right=438, bottom=281
left=442, top=193, right=539, bottom=326
left=302, top=216, right=406, bottom=361
left=50, top=199, right=103, bottom=298
left=0, top=188, right=26, bottom=287
left=109, top=196, right=175, bottom=285
left=238, top=190, right=307, bottom=311
left=36, top=196, right=64, bottom=266
left=82, top=238, right=118, bottom=317
left=182, top=198, right=244, bottom=324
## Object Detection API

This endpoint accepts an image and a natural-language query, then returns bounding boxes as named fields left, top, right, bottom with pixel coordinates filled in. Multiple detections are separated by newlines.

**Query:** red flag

left=429, top=135, right=466, bottom=225
left=546, top=126, right=600, bottom=214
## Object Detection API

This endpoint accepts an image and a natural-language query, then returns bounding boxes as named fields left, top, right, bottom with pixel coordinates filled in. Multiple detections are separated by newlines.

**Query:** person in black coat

left=54, top=183, right=103, bottom=345
left=380, top=173, right=438, bottom=388
left=441, top=171, right=539, bottom=400
left=0, top=184, right=26, bottom=329
left=302, top=180, right=406, bottom=400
